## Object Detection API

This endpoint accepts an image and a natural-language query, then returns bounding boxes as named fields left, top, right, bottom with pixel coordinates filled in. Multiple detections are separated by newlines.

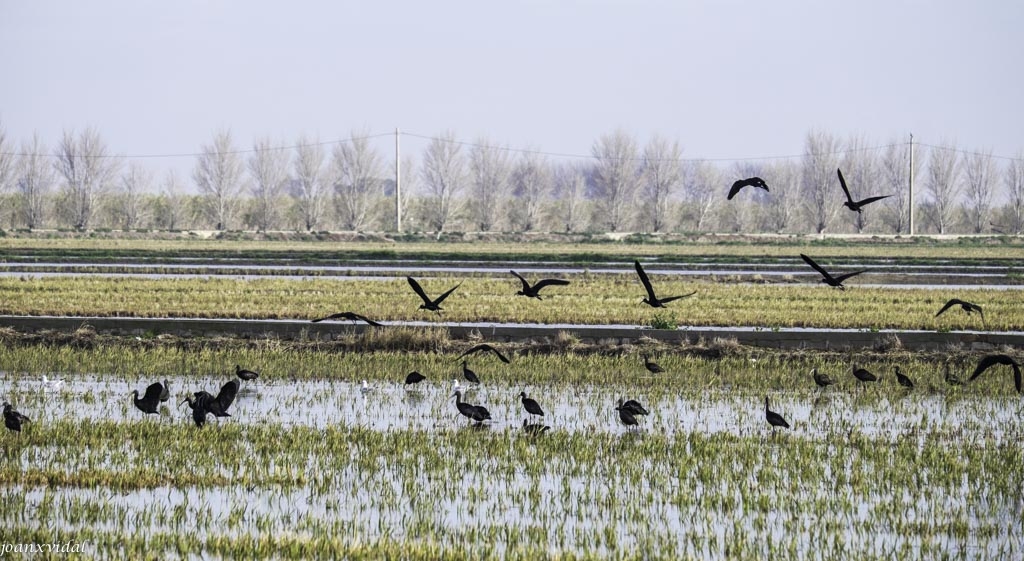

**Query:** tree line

left=1, top=124, right=1022, bottom=235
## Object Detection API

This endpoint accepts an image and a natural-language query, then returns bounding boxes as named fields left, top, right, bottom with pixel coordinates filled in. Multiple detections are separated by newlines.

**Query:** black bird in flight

left=406, top=276, right=460, bottom=313
left=764, top=396, right=790, bottom=431
left=457, top=343, right=511, bottom=364
left=132, top=382, right=166, bottom=415
left=800, top=254, right=866, bottom=290
left=510, top=270, right=570, bottom=300
left=311, top=311, right=384, bottom=327
left=969, top=354, right=1021, bottom=394
left=935, top=299, right=984, bottom=323
left=727, top=177, right=770, bottom=200
left=837, top=168, right=892, bottom=213
left=3, top=402, right=30, bottom=433
left=634, top=260, right=695, bottom=308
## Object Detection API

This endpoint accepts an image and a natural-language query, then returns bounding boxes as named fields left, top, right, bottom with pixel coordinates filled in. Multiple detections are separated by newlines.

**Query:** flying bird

left=311, top=311, right=384, bottom=327
left=634, top=260, right=695, bottom=308
left=800, top=254, right=866, bottom=290
left=935, top=299, right=984, bottom=323
left=837, top=168, right=892, bottom=213
left=456, top=343, right=511, bottom=364
left=969, top=354, right=1021, bottom=393
left=510, top=270, right=570, bottom=300
left=3, top=402, right=30, bottom=433
left=727, top=177, right=770, bottom=200
left=406, top=276, right=461, bottom=313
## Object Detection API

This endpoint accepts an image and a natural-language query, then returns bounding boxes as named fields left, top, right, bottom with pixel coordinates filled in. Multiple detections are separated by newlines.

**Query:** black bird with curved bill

left=3, top=401, right=31, bottom=433
left=811, top=368, right=835, bottom=389
left=310, top=311, right=384, bottom=327
left=132, top=382, right=166, bottom=415
left=764, top=396, right=790, bottom=432
left=852, top=366, right=878, bottom=390
left=617, top=398, right=650, bottom=417
left=935, top=298, right=984, bottom=323
left=727, top=177, right=770, bottom=200
left=799, top=254, right=866, bottom=290
left=216, top=378, right=240, bottom=413
left=894, top=366, right=914, bottom=389
left=452, top=391, right=491, bottom=424
left=510, top=270, right=570, bottom=300
left=235, top=365, right=259, bottom=382
left=519, top=392, right=545, bottom=417
left=159, top=379, right=170, bottom=403
left=461, top=361, right=481, bottom=384
left=523, top=419, right=551, bottom=435
left=456, top=343, right=511, bottom=364
left=407, top=276, right=461, bottom=314
left=634, top=260, right=696, bottom=308
left=182, top=391, right=230, bottom=418
left=615, top=403, right=639, bottom=430
left=944, top=364, right=964, bottom=387
left=182, top=398, right=210, bottom=428
left=643, top=355, right=665, bottom=374
left=404, top=371, right=426, bottom=385
left=837, top=168, right=892, bottom=213
left=969, top=354, right=1022, bottom=394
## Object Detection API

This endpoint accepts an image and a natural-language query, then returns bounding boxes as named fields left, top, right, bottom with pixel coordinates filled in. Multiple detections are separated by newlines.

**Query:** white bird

left=360, top=380, right=373, bottom=394
left=41, top=375, right=64, bottom=392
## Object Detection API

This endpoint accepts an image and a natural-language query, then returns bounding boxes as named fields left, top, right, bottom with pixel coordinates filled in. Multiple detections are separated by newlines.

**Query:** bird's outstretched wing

left=656, top=291, right=697, bottom=305
left=348, top=313, right=383, bottom=327
left=727, top=179, right=747, bottom=200
left=509, top=270, right=531, bottom=292
left=799, top=254, right=832, bottom=281
left=854, top=195, right=893, bottom=207
left=458, top=343, right=511, bottom=364
left=143, top=382, right=164, bottom=403
left=935, top=299, right=963, bottom=318
left=969, top=354, right=1020, bottom=386
left=532, top=278, right=570, bottom=291
left=831, top=270, right=866, bottom=284
left=217, top=378, right=240, bottom=411
left=406, top=277, right=433, bottom=305
left=634, top=260, right=658, bottom=301
left=837, top=168, right=854, bottom=204
left=433, top=283, right=461, bottom=305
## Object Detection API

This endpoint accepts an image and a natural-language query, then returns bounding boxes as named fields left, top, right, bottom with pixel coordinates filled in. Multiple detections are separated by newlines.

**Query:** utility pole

left=908, top=132, right=915, bottom=236
left=393, top=126, right=401, bottom=232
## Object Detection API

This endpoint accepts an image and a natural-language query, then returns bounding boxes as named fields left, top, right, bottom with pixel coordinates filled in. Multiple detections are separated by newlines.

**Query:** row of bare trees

left=1, top=123, right=1022, bottom=235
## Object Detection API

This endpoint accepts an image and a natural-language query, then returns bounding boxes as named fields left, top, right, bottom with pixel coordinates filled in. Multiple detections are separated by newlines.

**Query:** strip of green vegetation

left=0, top=276, right=1019, bottom=331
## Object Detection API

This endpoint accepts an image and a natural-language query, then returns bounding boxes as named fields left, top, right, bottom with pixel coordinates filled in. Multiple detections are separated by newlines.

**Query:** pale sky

left=1, top=0, right=1021, bottom=177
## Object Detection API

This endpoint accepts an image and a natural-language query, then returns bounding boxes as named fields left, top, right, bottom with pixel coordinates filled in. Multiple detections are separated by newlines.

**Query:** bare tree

left=551, top=162, right=587, bottom=233
left=682, top=161, right=720, bottom=232
left=153, top=170, right=186, bottom=230
left=590, top=130, right=640, bottom=232
left=16, top=133, right=53, bottom=229
left=800, top=130, right=842, bottom=234
left=467, top=139, right=512, bottom=231
left=115, top=163, right=151, bottom=229
left=639, top=135, right=682, bottom=232
left=924, top=143, right=961, bottom=234
left=245, top=137, right=289, bottom=232
left=1005, top=152, right=1024, bottom=234
left=332, top=131, right=383, bottom=231
left=962, top=149, right=996, bottom=234
left=53, top=127, right=119, bottom=230
left=761, top=160, right=799, bottom=233
left=420, top=130, right=466, bottom=234
left=879, top=139, right=922, bottom=234
left=510, top=150, right=550, bottom=232
left=193, top=129, right=244, bottom=230
left=0, top=121, right=14, bottom=196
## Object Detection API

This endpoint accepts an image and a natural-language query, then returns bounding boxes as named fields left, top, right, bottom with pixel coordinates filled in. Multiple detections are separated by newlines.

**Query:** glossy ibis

left=452, top=391, right=490, bottom=424
left=764, top=396, right=790, bottom=431
left=969, top=354, right=1021, bottom=393
left=236, top=365, right=259, bottom=382
left=727, top=177, right=770, bottom=200
left=462, top=361, right=481, bottom=384
left=634, top=260, right=696, bottom=308
left=935, top=299, right=984, bottom=323
left=852, top=366, right=878, bottom=390
left=523, top=419, right=551, bottom=435
left=3, top=402, right=30, bottom=433
left=615, top=403, right=639, bottom=429
left=182, top=391, right=230, bottom=418
left=457, top=343, right=511, bottom=364
left=216, top=379, right=240, bottom=412
left=837, top=168, right=892, bottom=213
left=643, top=355, right=665, bottom=374
left=132, top=382, right=165, bottom=415
left=510, top=270, right=570, bottom=300
left=811, top=368, right=836, bottom=388
left=800, top=254, right=866, bottom=290
left=407, top=276, right=460, bottom=313
left=405, top=371, right=426, bottom=385
left=894, top=366, right=914, bottom=389
left=617, top=398, right=650, bottom=417
left=310, top=311, right=383, bottom=326
left=519, top=392, right=545, bottom=417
